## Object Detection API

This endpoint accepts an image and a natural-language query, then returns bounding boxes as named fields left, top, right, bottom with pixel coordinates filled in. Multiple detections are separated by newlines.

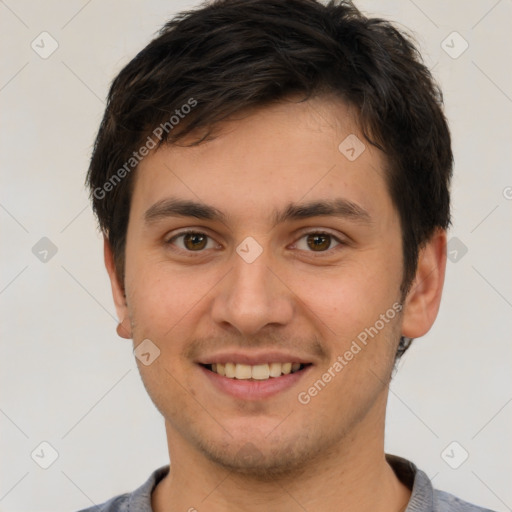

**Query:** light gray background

left=1, top=1, right=511, bottom=511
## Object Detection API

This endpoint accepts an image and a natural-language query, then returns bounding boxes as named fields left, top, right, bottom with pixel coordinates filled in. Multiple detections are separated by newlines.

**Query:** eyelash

left=165, top=229, right=345, bottom=255
left=166, top=230, right=220, bottom=252
left=295, top=231, right=341, bottom=250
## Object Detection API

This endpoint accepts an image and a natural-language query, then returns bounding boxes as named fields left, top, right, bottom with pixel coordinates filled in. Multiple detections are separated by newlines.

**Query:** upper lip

left=196, top=351, right=314, bottom=366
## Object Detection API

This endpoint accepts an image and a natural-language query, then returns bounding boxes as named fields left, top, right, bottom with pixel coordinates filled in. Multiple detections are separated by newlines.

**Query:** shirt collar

left=127, top=455, right=433, bottom=512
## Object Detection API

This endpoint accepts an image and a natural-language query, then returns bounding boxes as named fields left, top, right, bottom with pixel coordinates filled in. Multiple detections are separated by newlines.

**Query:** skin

left=105, top=97, right=446, bottom=512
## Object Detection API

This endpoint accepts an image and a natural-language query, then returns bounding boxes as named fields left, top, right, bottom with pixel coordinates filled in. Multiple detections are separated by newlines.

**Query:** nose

left=210, top=248, right=294, bottom=336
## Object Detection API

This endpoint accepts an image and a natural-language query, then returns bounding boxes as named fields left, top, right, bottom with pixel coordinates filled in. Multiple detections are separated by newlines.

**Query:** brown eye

left=294, top=232, right=341, bottom=252
left=169, top=232, right=216, bottom=252
left=306, top=233, right=332, bottom=251
left=183, top=232, right=208, bottom=250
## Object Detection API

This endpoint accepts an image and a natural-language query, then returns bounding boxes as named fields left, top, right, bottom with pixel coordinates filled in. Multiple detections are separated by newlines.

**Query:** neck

left=152, top=397, right=411, bottom=512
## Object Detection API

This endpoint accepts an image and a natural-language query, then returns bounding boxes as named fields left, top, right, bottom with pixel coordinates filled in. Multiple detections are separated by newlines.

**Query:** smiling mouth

left=201, top=362, right=311, bottom=381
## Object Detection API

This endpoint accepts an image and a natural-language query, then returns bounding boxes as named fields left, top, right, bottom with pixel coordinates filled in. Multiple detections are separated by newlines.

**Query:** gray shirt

left=77, top=455, right=496, bottom=511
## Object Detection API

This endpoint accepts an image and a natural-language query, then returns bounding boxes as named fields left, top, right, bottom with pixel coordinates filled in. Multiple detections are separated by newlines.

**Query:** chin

left=193, top=431, right=324, bottom=481
left=208, top=446, right=309, bottom=481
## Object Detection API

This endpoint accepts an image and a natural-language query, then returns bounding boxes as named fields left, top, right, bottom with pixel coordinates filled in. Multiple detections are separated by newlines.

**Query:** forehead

left=130, top=97, right=394, bottom=226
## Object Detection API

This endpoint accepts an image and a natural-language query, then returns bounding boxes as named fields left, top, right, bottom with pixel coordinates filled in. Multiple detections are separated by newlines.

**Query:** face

left=108, top=97, right=439, bottom=477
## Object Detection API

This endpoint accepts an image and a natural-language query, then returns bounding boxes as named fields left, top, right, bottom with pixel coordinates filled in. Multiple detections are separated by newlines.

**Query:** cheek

left=124, top=254, right=218, bottom=340
left=289, top=256, right=402, bottom=344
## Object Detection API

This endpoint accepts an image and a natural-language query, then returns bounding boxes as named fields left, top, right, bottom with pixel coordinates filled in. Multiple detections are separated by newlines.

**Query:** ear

left=401, top=229, right=447, bottom=339
left=104, top=237, right=132, bottom=339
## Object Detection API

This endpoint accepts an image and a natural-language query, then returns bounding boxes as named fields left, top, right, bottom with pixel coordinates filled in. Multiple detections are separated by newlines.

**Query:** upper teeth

left=211, top=362, right=302, bottom=380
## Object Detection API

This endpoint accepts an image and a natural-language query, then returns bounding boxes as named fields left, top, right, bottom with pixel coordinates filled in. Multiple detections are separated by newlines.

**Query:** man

left=81, top=0, right=495, bottom=510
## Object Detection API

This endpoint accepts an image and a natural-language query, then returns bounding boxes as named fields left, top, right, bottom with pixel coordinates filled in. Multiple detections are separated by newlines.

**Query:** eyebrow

left=144, top=197, right=372, bottom=226
left=273, top=199, right=372, bottom=225
left=144, top=198, right=226, bottom=224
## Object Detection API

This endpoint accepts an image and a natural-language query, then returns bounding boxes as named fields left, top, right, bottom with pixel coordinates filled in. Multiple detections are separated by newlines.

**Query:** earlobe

left=401, top=229, right=447, bottom=339
left=104, top=237, right=132, bottom=339
left=116, top=321, right=132, bottom=339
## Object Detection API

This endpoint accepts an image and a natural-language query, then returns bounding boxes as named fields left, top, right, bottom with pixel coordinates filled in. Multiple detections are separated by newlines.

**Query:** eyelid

left=165, top=229, right=222, bottom=251
left=165, top=226, right=216, bottom=241
left=290, top=229, right=347, bottom=252
left=292, top=228, right=346, bottom=242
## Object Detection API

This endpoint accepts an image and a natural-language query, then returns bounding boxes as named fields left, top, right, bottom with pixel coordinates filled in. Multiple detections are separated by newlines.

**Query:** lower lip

left=199, top=365, right=312, bottom=400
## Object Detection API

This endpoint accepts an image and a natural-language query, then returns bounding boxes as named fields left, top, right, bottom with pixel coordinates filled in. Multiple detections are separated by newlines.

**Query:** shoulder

left=386, top=454, right=497, bottom=512
left=435, top=489, right=497, bottom=512
left=77, top=493, right=130, bottom=512
left=75, top=465, right=170, bottom=512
